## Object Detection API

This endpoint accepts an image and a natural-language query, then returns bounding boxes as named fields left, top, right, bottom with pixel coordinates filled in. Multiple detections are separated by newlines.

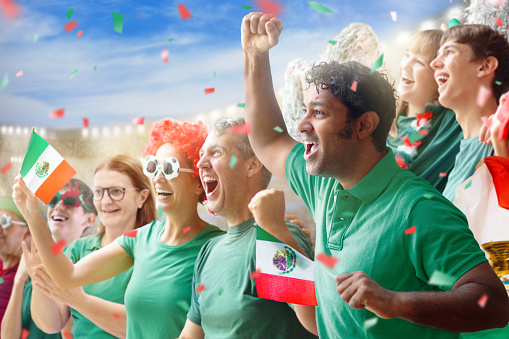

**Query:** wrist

left=388, top=291, right=407, bottom=319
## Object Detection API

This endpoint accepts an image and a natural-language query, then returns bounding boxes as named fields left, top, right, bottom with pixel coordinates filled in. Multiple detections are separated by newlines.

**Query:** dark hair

left=305, top=60, right=397, bottom=152
left=65, top=178, right=97, bottom=216
left=442, top=24, right=509, bottom=102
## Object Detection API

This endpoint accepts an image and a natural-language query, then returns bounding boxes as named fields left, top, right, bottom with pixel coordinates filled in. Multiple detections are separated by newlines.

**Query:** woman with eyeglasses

left=14, top=153, right=156, bottom=339
left=13, top=119, right=224, bottom=338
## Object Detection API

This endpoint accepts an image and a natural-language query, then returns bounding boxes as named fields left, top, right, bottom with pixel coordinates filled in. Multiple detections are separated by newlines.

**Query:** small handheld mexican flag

left=255, top=226, right=318, bottom=306
left=20, top=131, right=76, bottom=205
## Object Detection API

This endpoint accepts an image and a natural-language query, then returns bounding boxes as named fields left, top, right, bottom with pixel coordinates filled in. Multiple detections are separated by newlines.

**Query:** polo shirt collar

left=87, top=233, right=103, bottom=251
left=343, top=148, right=400, bottom=205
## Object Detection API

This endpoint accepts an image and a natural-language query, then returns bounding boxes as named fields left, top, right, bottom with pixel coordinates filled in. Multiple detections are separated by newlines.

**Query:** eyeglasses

left=143, top=156, right=194, bottom=180
left=92, top=187, right=140, bottom=201
left=0, top=213, right=27, bottom=229
left=48, top=182, right=92, bottom=212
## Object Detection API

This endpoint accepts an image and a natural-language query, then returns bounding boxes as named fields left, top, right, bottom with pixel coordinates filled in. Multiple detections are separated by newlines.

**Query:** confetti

left=218, top=287, right=224, bottom=295
left=477, top=86, right=491, bottom=108
left=70, top=69, right=78, bottom=79
left=241, top=6, right=254, bottom=9
left=478, top=294, right=488, bottom=308
left=77, top=30, right=83, bottom=38
left=350, top=80, right=358, bottom=92
left=237, top=103, right=246, bottom=108
left=213, top=71, right=216, bottom=81
left=465, top=180, right=472, bottom=189
left=83, top=118, right=89, bottom=128
left=494, top=17, right=503, bottom=27
left=284, top=67, right=294, bottom=75
left=112, top=11, right=124, bottom=33
left=112, top=313, right=120, bottom=319
left=390, top=11, right=397, bottom=21
left=177, top=4, right=192, bottom=20
left=204, top=88, right=215, bottom=95
left=65, top=8, right=74, bottom=20
left=273, top=126, right=283, bottom=133
left=183, top=226, right=191, bottom=233
left=229, top=154, right=237, bottom=169
left=495, top=81, right=502, bottom=86
left=50, top=239, right=67, bottom=256
left=176, top=300, right=190, bottom=312
left=0, top=0, right=21, bottom=19
left=131, top=117, right=144, bottom=125
left=1, top=162, right=12, bottom=174
left=161, top=49, right=169, bottom=63
left=423, top=193, right=433, bottom=199
left=307, top=1, right=333, bottom=13
left=196, top=283, right=206, bottom=293
left=250, top=268, right=262, bottom=279
left=231, top=123, right=251, bottom=135
left=49, top=108, right=65, bottom=119
left=363, top=317, right=378, bottom=331
left=404, top=226, right=416, bottom=234
left=0, top=74, right=8, bottom=90
left=33, top=34, right=38, bottom=43
left=94, top=65, right=97, bottom=71
left=256, top=0, right=283, bottom=16
left=0, top=277, right=3, bottom=284
left=447, top=18, right=461, bottom=28
left=439, top=172, right=447, bottom=177
left=64, top=21, right=78, bottom=33
left=328, top=40, right=337, bottom=45
left=21, top=329, right=29, bottom=339
left=316, top=253, right=339, bottom=268
left=167, top=38, right=173, bottom=42
left=124, top=230, right=138, bottom=238
left=16, top=70, right=23, bottom=77
left=151, top=130, right=163, bottom=139
left=63, top=331, right=72, bottom=339
left=428, top=270, right=455, bottom=288
left=370, top=54, right=384, bottom=74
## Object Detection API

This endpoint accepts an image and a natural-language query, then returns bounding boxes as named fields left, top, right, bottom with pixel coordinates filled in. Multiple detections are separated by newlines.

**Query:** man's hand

left=12, top=175, right=40, bottom=223
left=335, top=271, right=398, bottom=319
left=32, top=265, right=85, bottom=307
left=14, top=253, right=30, bottom=285
left=241, top=12, right=283, bottom=54
left=248, top=189, right=286, bottom=235
left=285, top=213, right=314, bottom=247
left=21, top=238, right=42, bottom=278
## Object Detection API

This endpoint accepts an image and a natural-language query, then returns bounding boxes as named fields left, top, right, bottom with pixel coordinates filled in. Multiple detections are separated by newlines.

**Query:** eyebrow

left=302, top=101, right=330, bottom=109
left=439, top=43, right=458, bottom=53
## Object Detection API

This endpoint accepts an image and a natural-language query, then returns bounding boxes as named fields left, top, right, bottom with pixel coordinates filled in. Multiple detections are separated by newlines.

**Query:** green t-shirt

left=187, top=218, right=317, bottom=338
left=442, top=137, right=493, bottom=201
left=285, top=143, right=488, bottom=338
left=22, top=279, right=61, bottom=339
left=64, top=234, right=132, bottom=339
left=387, top=105, right=462, bottom=193
left=116, top=220, right=224, bottom=339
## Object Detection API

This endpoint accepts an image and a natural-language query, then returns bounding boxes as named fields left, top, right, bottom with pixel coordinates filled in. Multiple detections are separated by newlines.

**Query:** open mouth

left=304, top=141, right=319, bottom=156
left=51, top=215, right=69, bottom=222
left=202, top=177, right=218, bottom=196
left=156, top=188, right=173, bottom=197
left=401, top=76, right=414, bottom=85
left=436, top=75, right=449, bottom=86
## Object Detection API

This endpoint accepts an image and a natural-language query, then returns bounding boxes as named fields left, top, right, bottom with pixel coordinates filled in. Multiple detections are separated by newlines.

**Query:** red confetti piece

left=255, top=0, right=283, bottom=16
left=316, top=253, right=339, bottom=269
left=0, top=0, right=21, bottom=19
left=49, top=108, right=65, bottom=119
left=63, top=331, right=72, bottom=339
left=16, top=70, right=23, bottom=77
left=64, top=20, right=78, bottom=33
left=177, top=4, right=192, bottom=20
left=50, top=239, right=67, bottom=256
left=124, top=230, right=138, bottom=238
left=131, top=117, right=144, bottom=125
left=477, top=86, right=491, bottom=108
left=196, top=283, right=206, bottom=293
left=481, top=116, right=492, bottom=129
left=350, top=80, right=358, bottom=92
left=404, top=226, right=416, bottom=234
left=231, top=123, right=252, bottom=135
left=478, top=294, right=488, bottom=308
left=83, top=117, right=89, bottom=128
left=77, top=29, right=83, bottom=38
left=395, top=154, right=408, bottom=169
left=1, top=162, right=12, bottom=174
left=439, top=172, right=447, bottom=177
left=151, top=130, right=163, bottom=139
left=183, top=226, right=191, bottom=234
left=204, top=87, right=215, bottom=95
left=112, top=313, right=120, bottom=319
left=494, top=17, right=503, bottom=27
left=498, top=95, right=509, bottom=141
left=161, top=49, right=169, bottom=63
left=21, top=329, right=29, bottom=339
left=284, top=67, right=294, bottom=75
left=249, top=268, right=262, bottom=279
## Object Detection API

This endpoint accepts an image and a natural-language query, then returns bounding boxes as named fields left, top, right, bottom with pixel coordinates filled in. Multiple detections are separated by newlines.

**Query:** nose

left=197, top=154, right=209, bottom=169
left=297, top=111, right=313, bottom=135
left=153, top=168, right=166, bottom=183
left=101, top=189, right=114, bottom=203
left=54, top=197, right=67, bottom=210
left=430, top=54, right=442, bottom=71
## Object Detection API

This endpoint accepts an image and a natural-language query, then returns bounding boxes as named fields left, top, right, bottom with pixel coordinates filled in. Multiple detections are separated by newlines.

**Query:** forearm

left=66, top=294, right=126, bottom=339
left=1, top=281, right=26, bottom=339
left=31, top=286, right=69, bottom=333
left=294, top=305, right=317, bottom=335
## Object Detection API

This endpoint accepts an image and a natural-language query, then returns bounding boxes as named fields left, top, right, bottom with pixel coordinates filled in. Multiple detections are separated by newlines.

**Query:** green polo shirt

left=387, top=105, right=462, bottom=193
left=286, top=143, right=487, bottom=338
left=64, top=234, right=132, bottom=339
left=22, top=279, right=61, bottom=339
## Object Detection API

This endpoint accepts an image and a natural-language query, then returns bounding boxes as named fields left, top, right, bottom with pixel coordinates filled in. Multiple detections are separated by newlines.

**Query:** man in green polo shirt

left=241, top=12, right=509, bottom=338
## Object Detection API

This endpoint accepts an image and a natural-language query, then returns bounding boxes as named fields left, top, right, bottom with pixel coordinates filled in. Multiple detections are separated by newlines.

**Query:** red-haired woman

left=13, top=119, right=224, bottom=339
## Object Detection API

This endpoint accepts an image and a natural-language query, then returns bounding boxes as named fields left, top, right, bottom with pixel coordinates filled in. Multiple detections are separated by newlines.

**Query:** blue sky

left=0, top=0, right=460, bottom=129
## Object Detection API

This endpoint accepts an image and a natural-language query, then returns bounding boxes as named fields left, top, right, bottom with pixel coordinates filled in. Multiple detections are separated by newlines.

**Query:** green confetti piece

left=70, top=69, right=78, bottom=79
left=94, top=65, right=97, bottom=71
left=112, top=12, right=124, bottom=34
left=241, top=6, right=254, bottom=9
left=370, top=53, right=384, bottom=74
left=0, top=277, right=4, bottom=284
left=307, top=1, right=333, bottom=13
left=495, top=81, right=502, bottom=86
left=363, top=317, right=378, bottom=331
left=176, top=300, right=189, bottom=312
left=218, top=287, right=224, bottom=296
left=33, top=34, right=38, bottom=43
left=465, top=180, right=472, bottom=189
left=273, top=126, right=283, bottom=133
left=447, top=18, right=461, bottom=28
left=328, top=40, right=337, bottom=45
left=237, top=103, right=246, bottom=108
left=213, top=71, right=216, bottom=81
left=409, top=133, right=425, bottom=144
left=167, top=38, right=173, bottom=42
left=65, top=8, right=74, bottom=20
left=229, top=154, right=237, bottom=169
left=423, top=193, right=433, bottom=200
left=428, top=270, right=455, bottom=288
left=0, top=74, right=8, bottom=91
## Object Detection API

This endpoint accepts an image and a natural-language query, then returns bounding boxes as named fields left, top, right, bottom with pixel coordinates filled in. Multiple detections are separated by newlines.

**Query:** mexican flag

left=255, top=226, right=318, bottom=306
left=20, top=131, right=76, bottom=205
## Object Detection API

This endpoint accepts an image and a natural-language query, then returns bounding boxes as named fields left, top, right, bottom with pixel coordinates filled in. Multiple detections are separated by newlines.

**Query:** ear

left=477, top=56, right=498, bottom=79
left=246, top=155, right=264, bottom=178
left=137, top=189, right=150, bottom=209
left=356, top=111, right=379, bottom=140
left=194, top=177, right=204, bottom=196
left=82, top=212, right=96, bottom=227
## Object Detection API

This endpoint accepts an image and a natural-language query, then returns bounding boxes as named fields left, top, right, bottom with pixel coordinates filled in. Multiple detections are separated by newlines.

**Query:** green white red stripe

left=20, top=131, right=76, bottom=205
left=255, top=226, right=317, bottom=306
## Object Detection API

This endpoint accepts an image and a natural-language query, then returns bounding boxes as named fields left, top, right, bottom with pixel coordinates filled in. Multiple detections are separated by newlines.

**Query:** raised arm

left=242, top=12, right=297, bottom=183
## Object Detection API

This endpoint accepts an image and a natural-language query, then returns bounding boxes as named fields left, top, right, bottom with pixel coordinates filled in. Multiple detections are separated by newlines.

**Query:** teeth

left=436, top=75, right=449, bottom=85
left=303, top=141, right=316, bottom=146
left=203, top=177, right=217, bottom=183
left=402, top=76, right=414, bottom=82
left=156, top=189, right=173, bottom=194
